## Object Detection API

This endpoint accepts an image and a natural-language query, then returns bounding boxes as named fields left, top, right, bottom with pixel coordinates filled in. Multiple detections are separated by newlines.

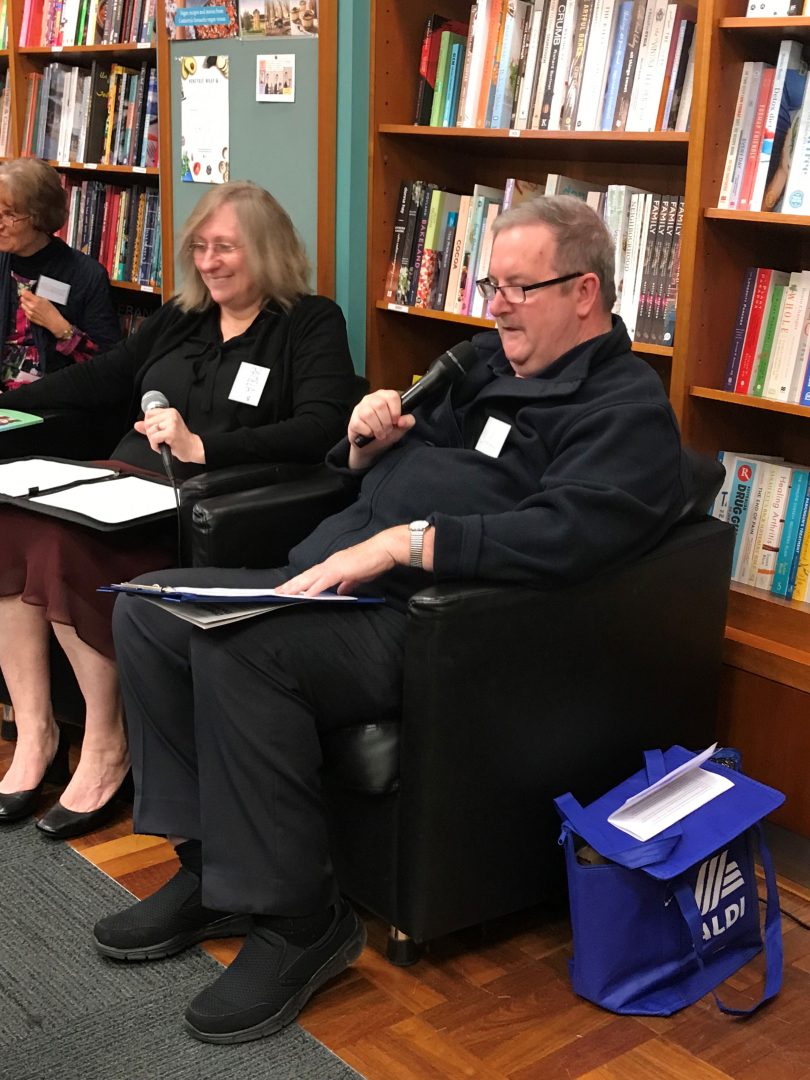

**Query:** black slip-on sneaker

left=184, top=898, right=367, bottom=1043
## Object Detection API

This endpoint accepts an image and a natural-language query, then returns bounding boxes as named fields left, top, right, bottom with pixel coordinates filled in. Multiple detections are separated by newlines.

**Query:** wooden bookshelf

left=366, top=1, right=810, bottom=833
left=2, top=0, right=173, bottom=297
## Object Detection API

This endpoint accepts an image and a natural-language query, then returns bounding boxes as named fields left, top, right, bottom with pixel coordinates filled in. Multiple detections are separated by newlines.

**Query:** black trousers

left=112, top=567, right=407, bottom=916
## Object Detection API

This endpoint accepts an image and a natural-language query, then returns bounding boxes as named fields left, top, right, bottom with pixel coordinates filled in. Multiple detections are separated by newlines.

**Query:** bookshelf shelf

left=42, top=161, right=160, bottom=177
left=379, top=125, right=690, bottom=164
left=719, top=16, right=810, bottom=47
left=18, top=44, right=156, bottom=58
left=689, top=386, right=810, bottom=416
left=374, top=301, right=674, bottom=359
left=705, top=208, right=810, bottom=228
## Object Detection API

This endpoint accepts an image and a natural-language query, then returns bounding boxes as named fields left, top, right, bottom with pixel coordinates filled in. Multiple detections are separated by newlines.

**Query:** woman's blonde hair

left=175, top=182, right=311, bottom=312
left=0, top=158, right=67, bottom=234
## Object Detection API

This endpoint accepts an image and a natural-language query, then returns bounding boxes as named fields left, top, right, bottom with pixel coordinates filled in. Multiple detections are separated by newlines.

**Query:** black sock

left=254, top=905, right=336, bottom=948
left=175, top=839, right=202, bottom=878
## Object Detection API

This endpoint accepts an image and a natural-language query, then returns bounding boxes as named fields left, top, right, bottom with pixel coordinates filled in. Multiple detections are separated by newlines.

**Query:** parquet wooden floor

left=6, top=739, right=810, bottom=1080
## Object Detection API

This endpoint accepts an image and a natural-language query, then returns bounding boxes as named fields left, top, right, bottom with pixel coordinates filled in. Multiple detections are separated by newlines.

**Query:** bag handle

left=555, top=791, right=680, bottom=868
left=671, top=822, right=782, bottom=1016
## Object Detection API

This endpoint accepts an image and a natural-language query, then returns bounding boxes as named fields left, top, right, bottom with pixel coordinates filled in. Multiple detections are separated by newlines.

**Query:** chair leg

left=386, top=926, right=420, bottom=967
left=1, top=705, right=16, bottom=742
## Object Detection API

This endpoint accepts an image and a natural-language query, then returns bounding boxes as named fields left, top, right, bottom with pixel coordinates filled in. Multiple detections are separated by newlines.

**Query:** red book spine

left=735, top=267, right=772, bottom=394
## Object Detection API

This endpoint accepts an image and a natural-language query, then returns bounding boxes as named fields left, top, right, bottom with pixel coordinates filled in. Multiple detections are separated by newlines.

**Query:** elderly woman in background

left=0, top=180, right=357, bottom=839
left=0, top=158, right=121, bottom=391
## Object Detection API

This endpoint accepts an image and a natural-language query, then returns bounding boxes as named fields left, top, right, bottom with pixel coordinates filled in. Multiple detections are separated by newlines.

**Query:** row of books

left=0, top=75, right=10, bottom=158
left=713, top=452, right=810, bottom=603
left=57, top=178, right=161, bottom=289
left=724, top=267, right=810, bottom=406
left=719, top=41, right=810, bottom=215
left=117, top=302, right=153, bottom=336
left=746, top=1, right=810, bottom=14
left=414, top=0, right=695, bottom=134
left=384, top=173, right=682, bottom=345
left=21, top=60, right=159, bottom=169
left=19, top=0, right=157, bottom=46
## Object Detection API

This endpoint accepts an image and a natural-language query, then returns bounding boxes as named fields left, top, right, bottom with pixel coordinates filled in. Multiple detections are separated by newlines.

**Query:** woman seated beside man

left=0, top=180, right=357, bottom=839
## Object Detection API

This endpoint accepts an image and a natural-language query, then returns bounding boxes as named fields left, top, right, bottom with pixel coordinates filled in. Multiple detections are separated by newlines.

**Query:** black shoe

left=36, top=772, right=133, bottom=840
left=93, top=865, right=251, bottom=961
left=0, top=726, right=71, bottom=825
left=184, top=898, right=366, bottom=1044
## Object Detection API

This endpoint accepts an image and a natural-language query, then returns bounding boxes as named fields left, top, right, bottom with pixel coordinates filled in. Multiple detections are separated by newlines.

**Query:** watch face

left=410, top=520, right=430, bottom=531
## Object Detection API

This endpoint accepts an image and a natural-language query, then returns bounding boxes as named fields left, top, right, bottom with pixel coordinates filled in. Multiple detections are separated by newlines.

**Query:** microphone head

left=141, top=390, right=169, bottom=413
left=442, top=341, right=478, bottom=379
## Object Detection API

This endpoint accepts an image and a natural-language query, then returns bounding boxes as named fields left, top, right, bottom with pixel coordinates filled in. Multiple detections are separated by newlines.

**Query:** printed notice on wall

left=238, top=1, right=318, bottom=38
left=166, top=0, right=239, bottom=40
left=256, top=54, right=295, bottom=102
left=179, top=56, right=230, bottom=184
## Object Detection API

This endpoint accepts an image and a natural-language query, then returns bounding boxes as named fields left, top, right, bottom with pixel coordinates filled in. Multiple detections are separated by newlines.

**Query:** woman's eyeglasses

left=188, top=241, right=242, bottom=257
left=0, top=210, right=31, bottom=227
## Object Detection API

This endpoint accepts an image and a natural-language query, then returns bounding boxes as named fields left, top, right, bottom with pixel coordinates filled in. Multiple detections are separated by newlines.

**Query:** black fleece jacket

left=288, top=317, right=687, bottom=608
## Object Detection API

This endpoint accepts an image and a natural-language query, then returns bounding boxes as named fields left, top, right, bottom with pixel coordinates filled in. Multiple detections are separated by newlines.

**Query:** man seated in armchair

left=96, top=195, right=688, bottom=1045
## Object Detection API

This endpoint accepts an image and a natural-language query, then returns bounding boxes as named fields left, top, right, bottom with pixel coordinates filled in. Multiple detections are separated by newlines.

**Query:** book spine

left=727, top=458, right=759, bottom=580
left=772, top=469, right=810, bottom=596
left=600, top=0, right=632, bottom=130
left=561, top=0, right=594, bottom=131
left=737, top=66, right=776, bottom=212
left=612, top=0, right=646, bottom=130
left=434, top=210, right=459, bottom=311
left=723, top=267, right=758, bottom=392
left=752, top=465, right=793, bottom=590
left=384, top=181, right=412, bottom=302
left=751, top=281, right=787, bottom=396
left=735, top=266, right=774, bottom=394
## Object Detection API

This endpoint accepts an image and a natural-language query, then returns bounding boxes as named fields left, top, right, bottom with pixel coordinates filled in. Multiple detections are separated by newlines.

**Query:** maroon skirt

left=0, top=497, right=175, bottom=660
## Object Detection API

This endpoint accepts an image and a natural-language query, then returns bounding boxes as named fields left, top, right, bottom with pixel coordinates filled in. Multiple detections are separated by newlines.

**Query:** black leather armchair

left=187, top=450, right=734, bottom=963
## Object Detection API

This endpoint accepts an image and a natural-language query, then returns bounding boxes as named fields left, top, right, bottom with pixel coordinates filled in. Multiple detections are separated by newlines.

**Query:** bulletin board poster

left=237, top=0, right=318, bottom=38
left=166, top=0, right=239, bottom=40
left=257, top=54, right=295, bottom=102
left=180, top=57, right=230, bottom=184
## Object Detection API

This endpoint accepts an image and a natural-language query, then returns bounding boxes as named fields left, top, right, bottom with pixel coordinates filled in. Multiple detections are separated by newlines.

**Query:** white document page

left=0, top=459, right=115, bottom=497
left=607, top=743, right=735, bottom=842
left=169, top=586, right=360, bottom=601
left=31, top=475, right=176, bottom=523
left=144, top=597, right=300, bottom=629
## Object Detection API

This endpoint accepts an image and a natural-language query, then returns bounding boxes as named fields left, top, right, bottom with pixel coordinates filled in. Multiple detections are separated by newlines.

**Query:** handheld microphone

left=140, top=390, right=175, bottom=483
left=354, top=341, right=478, bottom=448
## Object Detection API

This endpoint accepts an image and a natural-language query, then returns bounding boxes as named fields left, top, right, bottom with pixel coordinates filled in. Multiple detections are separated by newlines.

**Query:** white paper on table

left=607, top=743, right=735, bottom=842
left=31, top=475, right=176, bottom=523
left=0, top=459, right=114, bottom=497
left=169, top=586, right=360, bottom=601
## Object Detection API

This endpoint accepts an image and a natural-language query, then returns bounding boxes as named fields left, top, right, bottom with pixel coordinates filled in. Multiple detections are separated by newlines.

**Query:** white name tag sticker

left=36, top=276, right=71, bottom=304
left=228, top=362, right=270, bottom=406
left=475, top=416, right=511, bottom=458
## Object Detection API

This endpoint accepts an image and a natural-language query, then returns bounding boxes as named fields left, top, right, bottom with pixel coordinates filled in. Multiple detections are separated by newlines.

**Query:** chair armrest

left=393, top=516, right=734, bottom=941
left=189, top=465, right=357, bottom=568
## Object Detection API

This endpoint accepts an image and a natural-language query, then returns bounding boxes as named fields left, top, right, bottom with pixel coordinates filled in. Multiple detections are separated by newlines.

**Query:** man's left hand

left=275, top=525, right=432, bottom=597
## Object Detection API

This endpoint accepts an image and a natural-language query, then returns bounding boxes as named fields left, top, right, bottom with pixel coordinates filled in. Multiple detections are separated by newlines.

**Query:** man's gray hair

left=491, top=194, right=616, bottom=311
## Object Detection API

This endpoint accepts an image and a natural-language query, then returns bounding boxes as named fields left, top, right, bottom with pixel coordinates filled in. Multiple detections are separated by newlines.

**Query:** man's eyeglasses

left=188, top=241, right=242, bottom=257
left=0, top=210, right=31, bottom=227
left=475, top=271, right=584, bottom=304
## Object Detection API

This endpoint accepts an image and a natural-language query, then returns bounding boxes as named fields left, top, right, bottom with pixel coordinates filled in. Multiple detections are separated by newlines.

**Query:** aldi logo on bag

left=694, top=848, right=746, bottom=942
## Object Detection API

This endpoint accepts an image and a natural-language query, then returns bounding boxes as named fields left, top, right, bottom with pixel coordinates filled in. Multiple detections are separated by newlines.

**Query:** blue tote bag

left=555, top=746, right=785, bottom=1017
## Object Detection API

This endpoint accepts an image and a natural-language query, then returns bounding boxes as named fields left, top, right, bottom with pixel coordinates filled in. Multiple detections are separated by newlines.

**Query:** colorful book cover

left=772, top=468, right=810, bottom=597
left=0, top=409, right=44, bottom=431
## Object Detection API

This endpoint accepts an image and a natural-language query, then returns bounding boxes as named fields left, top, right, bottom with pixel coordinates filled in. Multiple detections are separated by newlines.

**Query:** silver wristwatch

left=408, top=520, right=431, bottom=569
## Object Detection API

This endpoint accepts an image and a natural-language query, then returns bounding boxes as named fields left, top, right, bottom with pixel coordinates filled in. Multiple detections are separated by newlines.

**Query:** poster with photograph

left=239, top=0, right=289, bottom=36
left=257, top=55, right=295, bottom=102
left=166, top=0, right=239, bottom=40
left=289, top=1, right=317, bottom=36
left=180, top=56, right=230, bottom=183
left=237, top=0, right=316, bottom=37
